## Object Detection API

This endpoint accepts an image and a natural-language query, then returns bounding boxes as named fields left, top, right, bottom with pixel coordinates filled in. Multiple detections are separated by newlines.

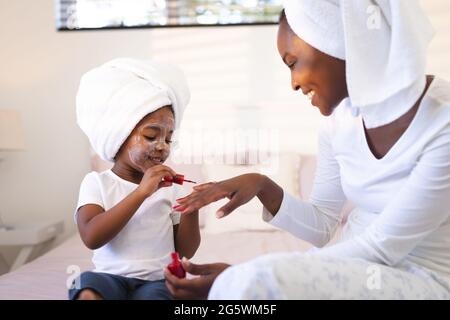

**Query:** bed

left=0, top=229, right=314, bottom=300
left=0, top=153, right=351, bottom=299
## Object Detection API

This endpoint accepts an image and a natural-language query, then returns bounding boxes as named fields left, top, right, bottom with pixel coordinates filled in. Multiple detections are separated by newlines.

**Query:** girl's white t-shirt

left=75, top=169, right=183, bottom=281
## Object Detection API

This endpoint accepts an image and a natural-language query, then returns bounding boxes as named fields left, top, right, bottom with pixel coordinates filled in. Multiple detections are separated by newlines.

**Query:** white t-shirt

left=264, top=77, right=450, bottom=277
left=76, top=169, right=183, bottom=281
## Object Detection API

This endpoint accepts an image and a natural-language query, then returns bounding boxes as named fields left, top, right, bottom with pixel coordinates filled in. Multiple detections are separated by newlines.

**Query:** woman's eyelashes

left=284, top=56, right=297, bottom=69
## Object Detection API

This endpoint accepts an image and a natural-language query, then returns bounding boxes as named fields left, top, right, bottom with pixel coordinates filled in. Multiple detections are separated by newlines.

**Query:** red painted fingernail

left=174, top=206, right=185, bottom=212
left=173, top=205, right=181, bottom=209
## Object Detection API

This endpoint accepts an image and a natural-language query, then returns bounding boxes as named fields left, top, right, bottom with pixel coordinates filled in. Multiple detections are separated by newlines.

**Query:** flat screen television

left=55, top=0, right=283, bottom=31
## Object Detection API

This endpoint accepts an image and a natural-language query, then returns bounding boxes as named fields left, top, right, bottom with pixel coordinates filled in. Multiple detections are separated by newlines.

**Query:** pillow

left=201, top=152, right=301, bottom=234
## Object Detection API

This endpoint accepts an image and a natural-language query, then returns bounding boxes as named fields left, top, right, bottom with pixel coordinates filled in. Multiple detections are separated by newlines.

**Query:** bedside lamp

left=0, top=110, right=25, bottom=231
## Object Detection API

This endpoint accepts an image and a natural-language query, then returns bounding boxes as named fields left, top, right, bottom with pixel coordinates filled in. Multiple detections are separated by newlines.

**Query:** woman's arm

left=175, top=174, right=282, bottom=217
left=316, top=127, right=450, bottom=265
left=173, top=210, right=200, bottom=259
left=256, top=175, right=284, bottom=216
left=176, top=121, right=347, bottom=247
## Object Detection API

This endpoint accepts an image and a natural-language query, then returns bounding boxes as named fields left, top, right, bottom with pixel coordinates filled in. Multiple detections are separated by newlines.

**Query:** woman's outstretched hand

left=164, top=259, right=230, bottom=299
left=174, top=173, right=266, bottom=217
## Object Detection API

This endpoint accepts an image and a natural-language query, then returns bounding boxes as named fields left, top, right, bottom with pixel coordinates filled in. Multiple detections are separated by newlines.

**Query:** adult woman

left=164, top=0, right=450, bottom=299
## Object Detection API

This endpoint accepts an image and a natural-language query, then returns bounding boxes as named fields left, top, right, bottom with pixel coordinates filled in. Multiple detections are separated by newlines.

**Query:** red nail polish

left=167, top=252, right=186, bottom=278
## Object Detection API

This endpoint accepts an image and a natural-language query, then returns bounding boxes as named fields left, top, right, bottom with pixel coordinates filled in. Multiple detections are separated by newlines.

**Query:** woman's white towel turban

left=283, top=0, right=435, bottom=128
left=76, top=58, right=190, bottom=162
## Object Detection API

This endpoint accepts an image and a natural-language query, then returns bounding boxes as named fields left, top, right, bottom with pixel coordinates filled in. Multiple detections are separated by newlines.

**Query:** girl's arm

left=173, top=210, right=200, bottom=259
left=77, top=165, right=176, bottom=250
left=77, top=189, right=148, bottom=249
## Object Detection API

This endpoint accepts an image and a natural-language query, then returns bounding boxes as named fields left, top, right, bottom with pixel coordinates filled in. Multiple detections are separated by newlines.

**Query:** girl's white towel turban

left=76, top=58, right=190, bottom=162
left=283, top=0, right=435, bottom=128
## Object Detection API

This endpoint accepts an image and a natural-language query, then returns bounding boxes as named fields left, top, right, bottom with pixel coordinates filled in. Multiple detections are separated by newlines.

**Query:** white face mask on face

left=127, top=122, right=174, bottom=172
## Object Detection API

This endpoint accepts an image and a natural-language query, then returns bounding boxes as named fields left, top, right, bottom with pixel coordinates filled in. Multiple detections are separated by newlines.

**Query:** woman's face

left=277, top=18, right=348, bottom=116
left=115, top=106, right=175, bottom=172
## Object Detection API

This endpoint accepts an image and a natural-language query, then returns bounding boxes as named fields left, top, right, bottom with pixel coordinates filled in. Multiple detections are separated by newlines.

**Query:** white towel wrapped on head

left=76, top=58, right=190, bottom=162
left=283, top=0, right=435, bottom=128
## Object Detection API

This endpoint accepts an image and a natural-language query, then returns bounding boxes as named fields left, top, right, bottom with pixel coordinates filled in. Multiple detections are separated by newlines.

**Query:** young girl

left=69, top=58, right=200, bottom=300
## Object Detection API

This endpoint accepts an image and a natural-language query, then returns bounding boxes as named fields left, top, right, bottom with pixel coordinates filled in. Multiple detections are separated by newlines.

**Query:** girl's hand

left=175, top=173, right=266, bottom=217
left=164, top=259, right=230, bottom=300
left=136, top=165, right=177, bottom=198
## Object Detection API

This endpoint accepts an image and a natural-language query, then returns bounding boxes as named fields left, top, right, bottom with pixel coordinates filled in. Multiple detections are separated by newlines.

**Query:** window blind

left=55, top=0, right=282, bottom=31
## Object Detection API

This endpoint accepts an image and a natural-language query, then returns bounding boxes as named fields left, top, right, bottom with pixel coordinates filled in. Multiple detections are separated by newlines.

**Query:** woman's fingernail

left=175, top=206, right=185, bottom=212
left=176, top=197, right=185, bottom=201
left=173, top=204, right=181, bottom=209
left=216, top=210, right=224, bottom=218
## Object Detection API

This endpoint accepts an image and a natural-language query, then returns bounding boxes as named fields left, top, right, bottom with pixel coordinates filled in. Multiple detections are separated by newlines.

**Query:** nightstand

left=0, top=220, right=64, bottom=271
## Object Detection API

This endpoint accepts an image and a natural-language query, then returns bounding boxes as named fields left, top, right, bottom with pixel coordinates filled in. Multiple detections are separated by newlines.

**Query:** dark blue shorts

left=68, top=271, right=172, bottom=300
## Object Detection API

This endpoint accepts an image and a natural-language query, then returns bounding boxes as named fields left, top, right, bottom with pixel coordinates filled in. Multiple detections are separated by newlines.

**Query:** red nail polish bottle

left=172, top=174, right=185, bottom=185
left=164, top=174, right=196, bottom=185
left=167, top=252, right=186, bottom=278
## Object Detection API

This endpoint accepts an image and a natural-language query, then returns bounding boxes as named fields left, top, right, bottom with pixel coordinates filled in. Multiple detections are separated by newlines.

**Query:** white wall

left=0, top=0, right=450, bottom=268
left=0, top=0, right=317, bottom=248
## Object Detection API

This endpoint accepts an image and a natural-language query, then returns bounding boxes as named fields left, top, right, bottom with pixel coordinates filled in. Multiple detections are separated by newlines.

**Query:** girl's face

left=116, top=106, right=175, bottom=173
left=277, top=18, right=348, bottom=116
